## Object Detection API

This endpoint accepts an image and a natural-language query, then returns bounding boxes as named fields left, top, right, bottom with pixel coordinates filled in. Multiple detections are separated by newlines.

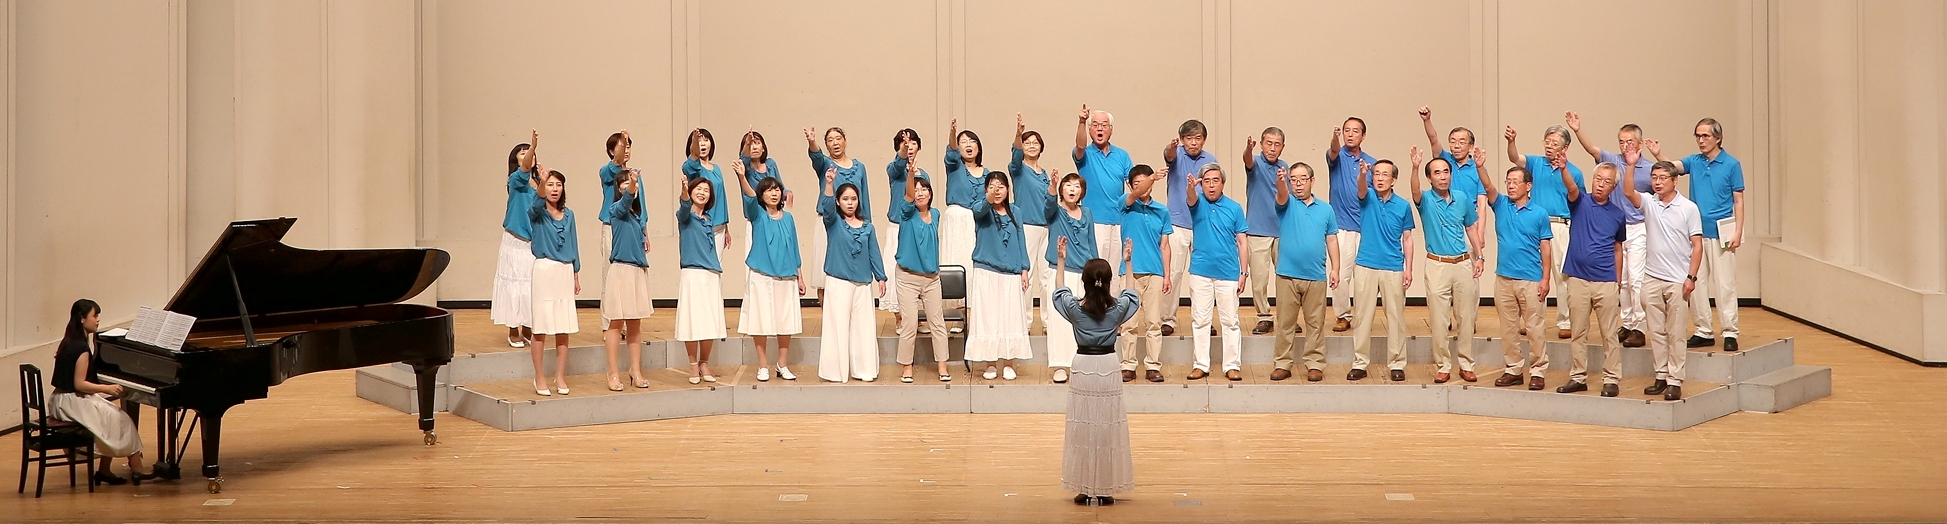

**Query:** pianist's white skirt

left=530, top=258, right=579, bottom=335
left=491, top=230, right=535, bottom=328
left=49, top=392, right=142, bottom=457
left=675, top=268, right=727, bottom=342
left=738, top=269, right=803, bottom=336
left=601, top=261, right=654, bottom=321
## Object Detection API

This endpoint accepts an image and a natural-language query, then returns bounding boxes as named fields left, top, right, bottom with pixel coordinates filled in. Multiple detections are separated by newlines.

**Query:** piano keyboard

left=101, top=374, right=160, bottom=405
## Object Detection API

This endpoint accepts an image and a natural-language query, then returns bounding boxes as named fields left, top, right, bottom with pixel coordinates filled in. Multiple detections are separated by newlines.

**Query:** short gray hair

left=1091, top=109, right=1114, bottom=126
left=1593, top=162, right=1620, bottom=179
left=1199, top=162, right=1225, bottom=182
left=1544, top=125, right=1573, bottom=147
left=1696, top=117, right=1722, bottom=139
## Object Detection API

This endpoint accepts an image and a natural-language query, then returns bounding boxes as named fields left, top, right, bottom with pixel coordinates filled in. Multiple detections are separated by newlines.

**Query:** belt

left=1549, top=217, right=1570, bottom=224
left=900, top=267, right=938, bottom=278
left=1427, top=252, right=1471, bottom=264
left=1078, top=344, right=1117, bottom=356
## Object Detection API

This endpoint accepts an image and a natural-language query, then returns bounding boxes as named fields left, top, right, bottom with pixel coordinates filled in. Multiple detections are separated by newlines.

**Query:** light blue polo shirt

left=1491, top=195, right=1553, bottom=282
left=1436, top=150, right=1485, bottom=204
left=1187, top=195, right=1247, bottom=280
left=1683, top=151, right=1744, bottom=239
left=1274, top=196, right=1337, bottom=281
left=1243, top=154, right=1286, bottom=236
left=1522, top=155, right=1586, bottom=219
left=1417, top=190, right=1478, bottom=258
left=1325, top=146, right=1377, bottom=232
left=1164, top=146, right=1217, bottom=229
left=1073, top=143, right=1131, bottom=225
left=1354, top=191, right=1417, bottom=271
left=1120, top=199, right=1172, bottom=276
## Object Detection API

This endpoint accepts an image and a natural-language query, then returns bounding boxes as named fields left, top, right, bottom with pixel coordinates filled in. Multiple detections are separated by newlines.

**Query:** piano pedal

left=423, top=430, right=439, bottom=446
left=207, top=477, right=224, bottom=494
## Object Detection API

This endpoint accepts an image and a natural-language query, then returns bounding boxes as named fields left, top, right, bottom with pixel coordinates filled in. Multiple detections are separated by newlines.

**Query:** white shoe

left=702, top=374, right=717, bottom=383
left=1052, top=368, right=1069, bottom=383
left=1003, top=367, right=1018, bottom=381
left=555, top=386, right=570, bottom=395
left=509, top=338, right=528, bottom=348
left=757, top=367, right=772, bottom=382
left=535, top=386, right=550, bottom=397
left=776, top=366, right=797, bottom=381
left=983, top=366, right=999, bottom=380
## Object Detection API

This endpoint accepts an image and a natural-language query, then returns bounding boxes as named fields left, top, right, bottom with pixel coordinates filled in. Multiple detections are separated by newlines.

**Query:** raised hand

left=1056, top=236, right=1070, bottom=263
left=1078, top=104, right=1091, bottom=123
left=729, top=161, right=745, bottom=177
left=1418, top=105, right=1431, bottom=121
left=1123, top=242, right=1134, bottom=264
left=950, top=117, right=959, bottom=138
left=803, top=126, right=817, bottom=148
left=824, top=166, right=838, bottom=191
left=1644, top=139, right=1662, bottom=159
left=1565, top=110, right=1582, bottom=133
left=1276, top=165, right=1290, bottom=185
left=1410, top=145, right=1424, bottom=167
left=1504, top=125, right=1518, bottom=143
left=1245, top=134, right=1257, bottom=152
left=1016, top=112, right=1025, bottom=135
left=1472, top=145, right=1487, bottom=163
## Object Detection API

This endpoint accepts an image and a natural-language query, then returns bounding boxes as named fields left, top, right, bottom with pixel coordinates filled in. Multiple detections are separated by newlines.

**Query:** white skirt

left=491, top=230, right=535, bottom=328
left=739, top=270, right=804, bottom=336
left=819, top=277, right=880, bottom=382
left=940, top=205, right=976, bottom=270
left=601, top=262, right=654, bottom=321
left=877, top=222, right=901, bottom=312
left=530, top=258, right=579, bottom=335
left=1062, top=352, right=1135, bottom=496
left=675, top=267, right=728, bottom=342
left=965, top=267, right=1032, bottom=362
left=49, top=392, right=142, bottom=457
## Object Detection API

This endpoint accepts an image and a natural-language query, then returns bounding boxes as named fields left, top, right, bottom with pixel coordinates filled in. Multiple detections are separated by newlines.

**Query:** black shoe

left=1346, top=368, right=1369, bottom=381
left=1643, top=379, right=1669, bottom=395
left=1074, top=494, right=1091, bottom=505
left=1616, top=327, right=1630, bottom=343
left=129, top=470, right=160, bottom=486
left=1723, top=337, right=1740, bottom=352
left=92, top=471, right=128, bottom=486
left=1160, top=324, right=1176, bottom=336
left=1687, top=335, right=1715, bottom=348
left=1097, top=496, right=1115, bottom=505
left=1389, top=369, right=1405, bottom=382
left=1252, top=320, right=1274, bottom=335
left=1601, top=383, right=1619, bottom=397
left=1556, top=380, right=1588, bottom=393
left=1663, top=385, right=1683, bottom=401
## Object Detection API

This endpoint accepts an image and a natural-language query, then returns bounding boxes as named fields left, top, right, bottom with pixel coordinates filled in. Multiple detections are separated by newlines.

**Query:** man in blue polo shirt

left=1505, top=124, right=1585, bottom=340
left=1347, top=158, right=1416, bottom=382
left=1483, top=165, right=1555, bottom=391
left=1240, top=127, right=1288, bottom=335
left=1119, top=164, right=1173, bottom=383
left=1556, top=163, right=1629, bottom=397
left=1408, top=147, right=1481, bottom=384
left=1160, top=120, right=1216, bottom=336
left=1419, top=106, right=1488, bottom=238
left=1568, top=112, right=1654, bottom=349
left=1325, top=118, right=1377, bottom=332
left=1649, top=118, right=1744, bottom=353
left=1183, top=163, right=1250, bottom=382
left=1072, top=104, right=1130, bottom=294
left=1269, top=162, right=1338, bottom=382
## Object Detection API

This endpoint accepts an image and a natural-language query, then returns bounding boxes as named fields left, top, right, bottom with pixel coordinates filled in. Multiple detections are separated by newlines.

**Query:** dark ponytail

left=1079, top=259, right=1113, bottom=320
left=63, top=299, right=100, bottom=346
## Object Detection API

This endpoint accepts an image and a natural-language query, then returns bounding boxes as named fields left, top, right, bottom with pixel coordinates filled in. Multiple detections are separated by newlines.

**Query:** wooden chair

left=17, top=364, right=97, bottom=497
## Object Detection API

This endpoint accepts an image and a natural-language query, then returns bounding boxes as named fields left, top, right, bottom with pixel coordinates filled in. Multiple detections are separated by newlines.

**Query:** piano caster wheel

left=423, top=431, right=438, bottom=446
left=207, top=477, right=224, bottom=494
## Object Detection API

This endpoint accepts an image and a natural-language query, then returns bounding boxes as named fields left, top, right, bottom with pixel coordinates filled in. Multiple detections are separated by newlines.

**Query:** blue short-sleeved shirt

left=604, top=197, right=648, bottom=267
left=1009, top=147, right=1054, bottom=227
left=1597, top=150, right=1653, bottom=224
left=743, top=196, right=802, bottom=279
left=1562, top=194, right=1629, bottom=283
left=676, top=205, right=720, bottom=272
left=1073, top=144, right=1131, bottom=225
left=1274, top=196, right=1337, bottom=281
left=1523, top=155, right=1586, bottom=219
left=1436, top=150, right=1485, bottom=205
left=502, top=170, right=537, bottom=240
left=894, top=201, right=940, bottom=274
left=1491, top=195, right=1554, bottom=282
left=1354, top=191, right=1417, bottom=271
left=1164, top=145, right=1217, bottom=229
left=1243, top=154, right=1286, bottom=236
left=1326, top=146, right=1378, bottom=232
left=681, top=159, right=730, bottom=227
left=1683, top=151, right=1744, bottom=239
left=1417, top=190, right=1478, bottom=258
left=1120, top=199, right=1172, bottom=276
left=1188, top=195, right=1247, bottom=280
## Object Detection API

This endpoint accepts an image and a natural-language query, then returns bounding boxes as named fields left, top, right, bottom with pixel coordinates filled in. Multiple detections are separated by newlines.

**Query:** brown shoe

left=1226, top=369, right=1242, bottom=381
left=1333, top=318, right=1352, bottom=332
left=1122, top=370, right=1136, bottom=383
left=1434, top=372, right=1451, bottom=384
left=1519, top=328, right=1529, bottom=336
left=1346, top=368, right=1369, bottom=381
left=1146, top=369, right=1164, bottom=382
left=1270, top=368, right=1293, bottom=381
left=1528, top=376, right=1546, bottom=390
left=1294, top=323, right=1303, bottom=334
left=1494, top=373, right=1525, bottom=387
left=1623, top=329, right=1647, bottom=348
left=1160, top=323, right=1176, bottom=336
left=1459, top=370, right=1478, bottom=383
left=1389, top=369, right=1406, bottom=382
left=1557, top=328, right=1572, bottom=339
left=1305, top=369, right=1324, bottom=382
left=1252, top=320, right=1273, bottom=335
left=1187, top=369, right=1209, bottom=380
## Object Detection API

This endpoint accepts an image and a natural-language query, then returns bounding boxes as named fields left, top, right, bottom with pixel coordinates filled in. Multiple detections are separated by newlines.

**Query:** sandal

left=607, top=375, right=625, bottom=392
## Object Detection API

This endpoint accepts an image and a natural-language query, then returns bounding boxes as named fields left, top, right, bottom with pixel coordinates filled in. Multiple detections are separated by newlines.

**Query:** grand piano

left=93, top=218, right=454, bottom=493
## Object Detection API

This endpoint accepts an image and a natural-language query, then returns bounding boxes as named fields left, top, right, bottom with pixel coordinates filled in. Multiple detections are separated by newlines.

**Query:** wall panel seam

left=3, top=0, right=14, bottom=348
left=169, top=0, right=186, bottom=285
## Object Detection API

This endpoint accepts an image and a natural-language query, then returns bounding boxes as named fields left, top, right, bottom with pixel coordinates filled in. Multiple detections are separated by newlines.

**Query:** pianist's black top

left=51, top=337, right=97, bottom=394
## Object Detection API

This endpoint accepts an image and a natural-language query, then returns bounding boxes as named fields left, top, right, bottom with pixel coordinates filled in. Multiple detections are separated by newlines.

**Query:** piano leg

left=413, top=363, right=440, bottom=446
left=199, top=406, right=228, bottom=493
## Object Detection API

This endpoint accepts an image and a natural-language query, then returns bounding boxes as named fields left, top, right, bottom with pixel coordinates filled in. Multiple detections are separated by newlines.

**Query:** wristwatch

left=1687, top=275, right=1698, bottom=282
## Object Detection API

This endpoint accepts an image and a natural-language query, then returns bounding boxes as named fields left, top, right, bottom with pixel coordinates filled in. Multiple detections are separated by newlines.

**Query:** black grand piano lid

left=164, top=217, right=451, bottom=321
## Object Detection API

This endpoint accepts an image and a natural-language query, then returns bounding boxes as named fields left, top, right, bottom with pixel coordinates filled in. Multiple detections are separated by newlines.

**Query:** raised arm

left=521, top=129, right=539, bottom=173
left=1273, top=165, right=1291, bottom=207
left=1013, top=112, right=1026, bottom=150
left=1476, top=146, right=1501, bottom=203
left=1644, top=138, right=1685, bottom=174
left=904, top=161, right=920, bottom=203
left=1183, top=169, right=1201, bottom=210
left=1559, top=155, right=1582, bottom=203
left=1073, top=104, right=1091, bottom=160
left=1620, top=150, right=1645, bottom=209
left=1163, top=137, right=1179, bottom=167
left=733, top=160, right=757, bottom=197
left=1419, top=106, right=1442, bottom=154
left=1328, top=124, right=1342, bottom=159
left=945, top=118, right=966, bottom=173
left=1504, top=125, right=1523, bottom=165
left=1566, top=111, right=1603, bottom=161
left=1408, top=146, right=1425, bottom=204
left=1354, top=158, right=1372, bottom=201
left=1241, top=135, right=1258, bottom=169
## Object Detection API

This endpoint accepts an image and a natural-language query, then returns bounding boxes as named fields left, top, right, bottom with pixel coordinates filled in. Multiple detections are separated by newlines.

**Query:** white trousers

left=1042, top=267, right=1084, bottom=368
left=1550, top=220, right=1572, bottom=331
left=1023, top=224, right=1050, bottom=325
left=1332, top=230, right=1363, bottom=320
left=878, top=222, right=901, bottom=312
left=1186, top=273, right=1241, bottom=372
left=1164, top=227, right=1194, bottom=327
left=1690, top=240, right=1740, bottom=338
left=818, top=277, right=879, bottom=382
left=1620, top=222, right=1648, bottom=331
left=1095, top=224, right=1122, bottom=295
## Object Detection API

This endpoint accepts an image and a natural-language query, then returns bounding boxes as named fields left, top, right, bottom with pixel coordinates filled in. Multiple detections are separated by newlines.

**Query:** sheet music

left=99, top=328, right=128, bottom=338
left=127, top=306, right=163, bottom=346
left=1717, top=217, right=1737, bottom=249
left=157, top=311, right=195, bottom=351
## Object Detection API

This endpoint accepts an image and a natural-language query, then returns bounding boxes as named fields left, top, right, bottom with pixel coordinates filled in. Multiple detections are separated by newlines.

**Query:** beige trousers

left=1119, top=274, right=1168, bottom=372
left=1350, top=266, right=1406, bottom=371
left=1245, top=236, right=1278, bottom=321
left=1272, top=277, right=1329, bottom=371
left=1565, top=276, right=1623, bottom=384
left=1495, top=276, right=1548, bottom=376
left=1425, top=258, right=1479, bottom=374
left=895, top=269, right=947, bottom=365
left=1643, top=278, right=1692, bottom=385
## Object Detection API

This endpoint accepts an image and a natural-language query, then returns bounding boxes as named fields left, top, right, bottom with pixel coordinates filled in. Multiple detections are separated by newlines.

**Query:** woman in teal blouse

left=736, top=171, right=805, bottom=383
left=526, top=168, right=580, bottom=397
left=892, top=162, right=947, bottom=383
left=816, top=169, right=888, bottom=383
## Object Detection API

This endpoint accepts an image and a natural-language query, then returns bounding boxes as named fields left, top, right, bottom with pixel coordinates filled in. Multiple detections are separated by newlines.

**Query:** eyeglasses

left=1693, top=133, right=1713, bottom=139
left=1650, top=174, right=1676, bottom=180
left=1088, top=122, right=1112, bottom=128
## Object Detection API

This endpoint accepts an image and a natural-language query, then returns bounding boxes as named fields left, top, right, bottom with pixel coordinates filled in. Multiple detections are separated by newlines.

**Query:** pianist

left=49, top=299, right=158, bottom=486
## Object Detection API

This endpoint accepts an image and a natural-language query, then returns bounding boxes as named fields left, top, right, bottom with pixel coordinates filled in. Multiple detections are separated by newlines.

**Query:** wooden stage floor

left=7, top=305, right=1947, bottom=522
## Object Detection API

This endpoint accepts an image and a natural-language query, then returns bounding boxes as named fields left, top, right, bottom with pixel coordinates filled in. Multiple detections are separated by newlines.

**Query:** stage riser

left=1736, top=365, right=1833, bottom=413
left=1450, top=384, right=1740, bottom=431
